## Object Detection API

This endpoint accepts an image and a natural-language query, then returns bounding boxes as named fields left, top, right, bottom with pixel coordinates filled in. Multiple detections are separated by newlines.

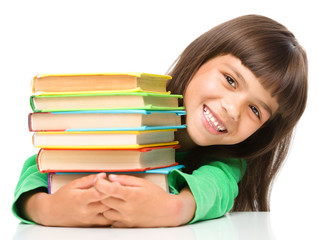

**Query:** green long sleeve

left=12, top=154, right=48, bottom=224
left=12, top=154, right=245, bottom=225
left=168, top=158, right=245, bottom=224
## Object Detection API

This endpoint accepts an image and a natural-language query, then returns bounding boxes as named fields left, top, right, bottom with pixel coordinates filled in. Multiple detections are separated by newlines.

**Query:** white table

left=10, top=212, right=328, bottom=240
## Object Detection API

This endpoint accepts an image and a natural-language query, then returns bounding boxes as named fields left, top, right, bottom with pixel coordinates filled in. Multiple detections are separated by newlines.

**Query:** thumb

left=108, top=174, right=143, bottom=187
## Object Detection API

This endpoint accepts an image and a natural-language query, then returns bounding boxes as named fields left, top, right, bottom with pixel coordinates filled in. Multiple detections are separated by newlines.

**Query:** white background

left=1, top=0, right=329, bottom=238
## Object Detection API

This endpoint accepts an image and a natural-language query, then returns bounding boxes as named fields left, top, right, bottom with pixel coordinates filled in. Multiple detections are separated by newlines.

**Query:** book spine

left=30, top=96, right=37, bottom=112
left=28, top=113, right=33, bottom=132
left=47, top=173, right=52, bottom=194
left=36, top=149, right=43, bottom=173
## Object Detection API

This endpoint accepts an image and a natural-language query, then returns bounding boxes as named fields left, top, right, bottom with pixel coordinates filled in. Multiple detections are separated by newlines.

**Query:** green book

left=30, top=92, right=184, bottom=112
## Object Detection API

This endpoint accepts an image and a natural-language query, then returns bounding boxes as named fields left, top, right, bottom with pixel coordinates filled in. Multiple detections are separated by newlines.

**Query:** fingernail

left=94, top=173, right=104, bottom=183
left=109, top=174, right=118, bottom=181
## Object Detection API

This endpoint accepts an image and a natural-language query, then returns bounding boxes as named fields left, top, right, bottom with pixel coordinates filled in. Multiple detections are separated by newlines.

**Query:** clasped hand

left=28, top=173, right=194, bottom=227
left=94, top=173, right=183, bottom=227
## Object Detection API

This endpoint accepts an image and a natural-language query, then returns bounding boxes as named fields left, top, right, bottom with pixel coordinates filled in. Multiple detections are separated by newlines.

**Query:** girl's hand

left=94, top=174, right=196, bottom=228
left=24, top=173, right=113, bottom=227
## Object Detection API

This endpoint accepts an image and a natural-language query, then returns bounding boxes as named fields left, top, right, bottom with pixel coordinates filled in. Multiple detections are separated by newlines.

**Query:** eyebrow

left=230, top=65, right=248, bottom=88
left=258, top=100, right=273, bottom=117
left=229, top=65, right=273, bottom=117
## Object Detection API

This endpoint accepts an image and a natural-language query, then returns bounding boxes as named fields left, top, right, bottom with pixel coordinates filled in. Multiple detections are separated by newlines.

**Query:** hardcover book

left=37, top=145, right=179, bottom=173
left=48, top=165, right=184, bottom=193
left=29, top=110, right=186, bottom=132
left=32, top=129, right=178, bottom=149
left=30, top=92, right=184, bottom=112
left=32, top=72, right=172, bottom=95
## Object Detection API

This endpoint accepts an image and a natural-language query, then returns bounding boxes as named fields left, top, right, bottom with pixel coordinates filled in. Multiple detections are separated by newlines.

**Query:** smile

left=203, top=105, right=227, bottom=133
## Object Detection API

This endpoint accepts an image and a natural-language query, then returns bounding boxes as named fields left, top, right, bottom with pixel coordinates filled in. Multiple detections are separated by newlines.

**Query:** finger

left=95, top=176, right=130, bottom=200
left=103, top=209, right=123, bottom=223
left=111, top=220, right=135, bottom=228
left=100, top=196, right=124, bottom=209
left=89, top=201, right=111, bottom=214
left=81, top=186, right=108, bottom=203
left=109, top=174, right=144, bottom=187
left=70, top=173, right=101, bottom=189
left=94, top=176, right=115, bottom=195
left=91, top=213, right=114, bottom=227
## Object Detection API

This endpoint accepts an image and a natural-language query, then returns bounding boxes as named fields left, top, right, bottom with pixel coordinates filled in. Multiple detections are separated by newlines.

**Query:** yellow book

left=32, top=129, right=178, bottom=149
left=32, top=72, right=172, bottom=95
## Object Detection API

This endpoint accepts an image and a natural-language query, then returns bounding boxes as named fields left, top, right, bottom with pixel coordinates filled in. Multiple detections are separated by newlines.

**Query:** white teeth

left=203, top=106, right=226, bottom=132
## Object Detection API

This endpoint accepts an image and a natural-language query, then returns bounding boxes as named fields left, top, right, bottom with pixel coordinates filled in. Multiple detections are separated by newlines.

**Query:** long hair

left=167, top=15, right=308, bottom=211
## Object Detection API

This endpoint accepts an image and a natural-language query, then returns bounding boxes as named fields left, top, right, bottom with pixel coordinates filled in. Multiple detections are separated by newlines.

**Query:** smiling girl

left=12, top=15, right=308, bottom=227
left=182, top=55, right=279, bottom=146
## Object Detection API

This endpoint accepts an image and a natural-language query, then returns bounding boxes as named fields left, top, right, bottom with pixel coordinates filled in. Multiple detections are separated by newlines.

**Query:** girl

left=12, top=14, right=308, bottom=227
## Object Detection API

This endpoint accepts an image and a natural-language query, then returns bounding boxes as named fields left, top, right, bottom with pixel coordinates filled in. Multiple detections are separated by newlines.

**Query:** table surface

left=10, top=212, right=328, bottom=240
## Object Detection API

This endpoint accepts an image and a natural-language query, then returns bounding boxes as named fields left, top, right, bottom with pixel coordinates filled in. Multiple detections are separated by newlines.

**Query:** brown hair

left=167, top=15, right=308, bottom=211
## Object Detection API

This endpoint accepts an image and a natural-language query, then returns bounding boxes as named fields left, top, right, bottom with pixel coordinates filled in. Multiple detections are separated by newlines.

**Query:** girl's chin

left=188, top=127, right=239, bottom=146
left=187, top=130, right=222, bottom=146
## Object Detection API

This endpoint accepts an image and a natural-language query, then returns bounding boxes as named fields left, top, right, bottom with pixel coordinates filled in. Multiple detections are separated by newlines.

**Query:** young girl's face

left=184, top=54, right=279, bottom=146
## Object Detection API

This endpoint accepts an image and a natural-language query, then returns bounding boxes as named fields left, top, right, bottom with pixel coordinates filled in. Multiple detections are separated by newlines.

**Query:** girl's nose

left=221, top=95, right=244, bottom=122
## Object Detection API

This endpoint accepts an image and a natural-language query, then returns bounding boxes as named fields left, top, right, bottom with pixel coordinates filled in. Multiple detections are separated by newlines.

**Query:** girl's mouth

left=203, top=105, right=227, bottom=133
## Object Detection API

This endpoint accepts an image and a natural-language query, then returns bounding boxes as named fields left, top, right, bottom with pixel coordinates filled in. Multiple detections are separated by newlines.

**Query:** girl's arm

left=94, top=173, right=196, bottom=227
left=94, top=158, right=245, bottom=227
left=21, top=174, right=113, bottom=227
left=12, top=155, right=113, bottom=227
left=169, top=159, right=245, bottom=223
left=12, top=155, right=48, bottom=224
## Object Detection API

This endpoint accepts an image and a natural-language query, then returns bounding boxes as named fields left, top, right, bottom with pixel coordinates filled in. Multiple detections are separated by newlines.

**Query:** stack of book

left=28, top=73, right=186, bottom=193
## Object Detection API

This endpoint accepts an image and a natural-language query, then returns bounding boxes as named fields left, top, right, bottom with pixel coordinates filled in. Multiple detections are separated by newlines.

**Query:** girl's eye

left=225, top=75, right=236, bottom=88
left=249, top=105, right=260, bottom=118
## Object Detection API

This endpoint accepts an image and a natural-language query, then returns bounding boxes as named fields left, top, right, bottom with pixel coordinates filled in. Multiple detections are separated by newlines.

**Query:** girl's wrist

left=24, top=191, right=51, bottom=225
left=170, top=186, right=196, bottom=226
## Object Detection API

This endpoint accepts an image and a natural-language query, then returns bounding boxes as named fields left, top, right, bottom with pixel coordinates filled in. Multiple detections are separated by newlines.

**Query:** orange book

left=37, top=145, right=179, bottom=173
left=32, top=72, right=171, bottom=95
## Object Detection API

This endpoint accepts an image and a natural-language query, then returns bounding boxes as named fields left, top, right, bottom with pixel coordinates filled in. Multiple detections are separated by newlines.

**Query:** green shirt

left=12, top=153, right=246, bottom=224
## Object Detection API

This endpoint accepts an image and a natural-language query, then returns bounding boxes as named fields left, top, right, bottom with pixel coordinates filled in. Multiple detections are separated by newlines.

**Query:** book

left=28, top=110, right=186, bottom=132
left=32, top=72, right=171, bottom=95
left=48, top=165, right=184, bottom=193
left=30, top=92, right=184, bottom=112
left=37, top=145, right=179, bottom=173
left=32, top=129, right=178, bottom=149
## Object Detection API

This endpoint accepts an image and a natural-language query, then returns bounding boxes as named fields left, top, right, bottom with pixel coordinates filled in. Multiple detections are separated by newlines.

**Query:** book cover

left=30, top=92, right=184, bottom=112
left=32, top=72, right=172, bottom=95
left=37, top=145, right=180, bottom=173
left=28, top=110, right=186, bottom=132
left=48, top=165, right=184, bottom=194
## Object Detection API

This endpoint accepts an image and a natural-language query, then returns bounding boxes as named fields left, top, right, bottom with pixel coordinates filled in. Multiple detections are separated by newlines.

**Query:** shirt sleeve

left=168, top=158, right=246, bottom=224
left=12, top=154, right=48, bottom=224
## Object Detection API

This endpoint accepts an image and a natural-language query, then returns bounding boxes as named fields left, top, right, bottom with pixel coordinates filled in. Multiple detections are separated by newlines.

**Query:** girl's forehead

left=190, top=54, right=280, bottom=115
